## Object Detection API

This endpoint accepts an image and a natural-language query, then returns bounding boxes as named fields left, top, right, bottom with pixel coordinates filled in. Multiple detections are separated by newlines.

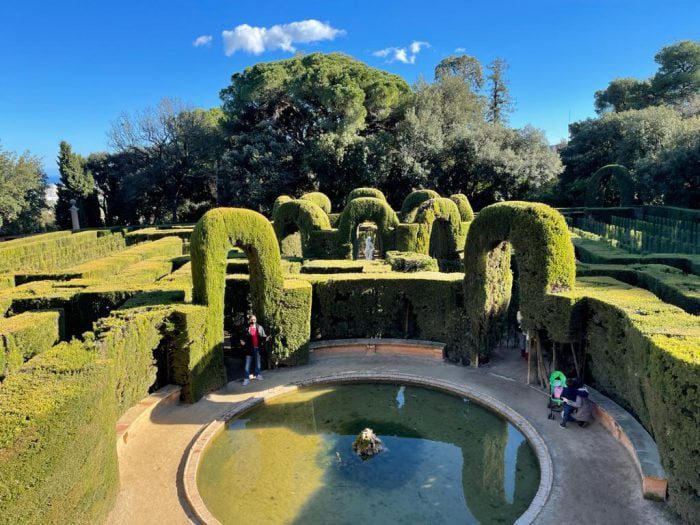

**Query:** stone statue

left=352, top=428, right=383, bottom=459
left=364, top=235, right=374, bottom=261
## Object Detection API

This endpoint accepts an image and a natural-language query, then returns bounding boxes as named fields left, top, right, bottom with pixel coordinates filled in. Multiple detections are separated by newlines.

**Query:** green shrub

left=585, top=164, right=635, bottom=207
left=125, top=227, right=193, bottom=244
left=271, top=195, right=292, bottom=217
left=272, top=200, right=332, bottom=258
left=413, top=198, right=462, bottom=257
left=400, top=189, right=440, bottom=216
left=0, top=310, right=62, bottom=380
left=0, top=230, right=126, bottom=273
left=347, top=187, right=386, bottom=203
left=336, top=197, right=399, bottom=259
left=385, top=251, right=439, bottom=272
left=300, top=259, right=391, bottom=274
left=463, top=202, right=576, bottom=362
left=450, top=194, right=475, bottom=222
left=394, top=223, right=419, bottom=252
left=571, top=277, right=700, bottom=521
left=300, top=191, right=332, bottom=214
left=0, top=343, right=118, bottom=524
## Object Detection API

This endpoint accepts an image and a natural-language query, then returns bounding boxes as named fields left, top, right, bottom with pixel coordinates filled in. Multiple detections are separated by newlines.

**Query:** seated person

left=560, top=379, right=593, bottom=428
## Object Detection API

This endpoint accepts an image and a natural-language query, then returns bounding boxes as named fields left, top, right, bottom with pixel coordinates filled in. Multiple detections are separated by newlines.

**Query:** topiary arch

left=401, top=189, right=441, bottom=219
left=463, top=202, right=576, bottom=364
left=347, top=187, right=387, bottom=203
left=272, top=199, right=332, bottom=257
left=337, top=197, right=399, bottom=258
left=585, top=164, right=635, bottom=207
left=272, top=195, right=293, bottom=217
left=191, top=208, right=285, bottom=391
left=413, top=198, right=463, bottom=258
left=449, top=193, right=475, bottom=222
left=300, top=191, right=332, bottom=214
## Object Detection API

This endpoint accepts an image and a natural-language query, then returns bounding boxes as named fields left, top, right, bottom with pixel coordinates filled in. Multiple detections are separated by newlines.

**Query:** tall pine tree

left=55, top=141, right=101, bottom=228
left=486, top=58, right=514, bottom=124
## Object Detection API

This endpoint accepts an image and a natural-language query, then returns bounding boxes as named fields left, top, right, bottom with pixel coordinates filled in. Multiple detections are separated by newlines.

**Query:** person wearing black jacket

left=239, top=314, right=270, bottom=386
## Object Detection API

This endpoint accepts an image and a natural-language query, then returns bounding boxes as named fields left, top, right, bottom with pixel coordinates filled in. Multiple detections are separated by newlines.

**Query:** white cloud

left=454, top=47, right=466, bottom=53
left=193, top=35, right=213, bottom=47
left=222, top=20, right=344, bottom=56
left=373, top=40, right=430, bottom=64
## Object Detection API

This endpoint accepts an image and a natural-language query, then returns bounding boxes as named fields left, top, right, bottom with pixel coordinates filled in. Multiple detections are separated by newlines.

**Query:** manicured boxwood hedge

left=300, top=259, right=390, bottom=274
left=573, top=277, right=700, bottom=521
left=346, top=187, right=386, bottom=203
left=400, top=189, right=440, bottom=218
left=413, top=197, right=462, bottom=256
left=272, top=200, right=332, bottom=258
left=272, top=195, right=292, bottom=216
left=0, top=343, right=118, bottom=524
left=385, top=251, right=439, bottom=272
left=0, top=230, right=127, bottom=273
left=585, top=164, right=635, bottom=207
left=300, top=191, right=332, bottom=214
left=0, top=310, right=62, bottom=380
left=450, top=193, right=475, bottom=222
left=463, top=202, right=576, bottom=363
left=336, top=197, right=399, bottom=259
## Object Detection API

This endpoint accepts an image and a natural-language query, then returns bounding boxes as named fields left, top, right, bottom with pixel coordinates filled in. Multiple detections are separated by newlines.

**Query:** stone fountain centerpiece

left=352, top=428, right=384, bottom=460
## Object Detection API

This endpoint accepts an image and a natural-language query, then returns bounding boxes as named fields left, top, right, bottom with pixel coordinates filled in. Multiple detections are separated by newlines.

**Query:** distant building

left=45, top=184, right=58, bottom=206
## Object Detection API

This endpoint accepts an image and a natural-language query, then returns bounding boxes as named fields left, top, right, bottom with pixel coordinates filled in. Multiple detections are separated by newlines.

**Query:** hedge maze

left=0, top=187, right=698, bottom=522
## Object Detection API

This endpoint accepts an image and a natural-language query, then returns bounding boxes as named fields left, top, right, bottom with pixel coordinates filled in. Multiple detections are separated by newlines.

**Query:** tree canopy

left=0, top=145, right=47, bottom=235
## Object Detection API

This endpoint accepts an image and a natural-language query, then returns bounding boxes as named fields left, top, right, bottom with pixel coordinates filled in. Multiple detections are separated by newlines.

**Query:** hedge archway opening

left=355, top=222, right=381, bottom=260
left=337, top=197, right=399, bottom=259
left=272, top=200, right=332, bottom=259
left=191, top=208, right=285, bottom=391
left=463, top=202, right=576, bottom=365
left=414, top=198, right=462, bottom=257
left=585, top=164, right=635, bottom=207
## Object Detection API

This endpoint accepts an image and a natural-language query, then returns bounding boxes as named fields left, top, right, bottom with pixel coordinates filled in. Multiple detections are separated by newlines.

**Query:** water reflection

left=198, top=384, right=539, bottom=524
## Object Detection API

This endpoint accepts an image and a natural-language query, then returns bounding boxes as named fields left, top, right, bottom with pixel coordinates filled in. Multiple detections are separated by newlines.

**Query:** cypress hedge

left=413, top=198, right=462, bottom=256
left=585, top=164, right=635, bottom=207
left=346, top=187, right=387, bottom=203
left=450, top=193, right=475, bottom=222
left=336, top=197, right=399, bottom=259
left=271, top=195, right=292, bottom=217
left=385, top=251, right=439, bottom=272
left=400, top=189, right=440, bottom=217
left=300, top=191, right=332, bottom=214
left=0, top=310, right=62, bottom=380
left=272, top=200, right=332, bottom=258
left=463, top=202, right=576, bottom=362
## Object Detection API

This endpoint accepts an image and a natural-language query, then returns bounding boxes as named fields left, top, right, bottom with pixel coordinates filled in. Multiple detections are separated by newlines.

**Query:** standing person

left=239, top=314, right=270, bottom=386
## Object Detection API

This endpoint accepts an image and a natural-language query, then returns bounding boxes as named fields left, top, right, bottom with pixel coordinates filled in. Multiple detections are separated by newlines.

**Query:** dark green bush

left=463, top=202, right=576, bottom=362
left=336, top=197, right=399, bottom=258
left=346, top=187, right=387, bottom=203
left=585, top=164, right=635, bottom=207
left=385, top=251, right=439, bottom=272
left=300, top=191, right=332, bottom=214
left=400, top=189, right=440, bottom=217
left=450, top=193, right=475, bottom=222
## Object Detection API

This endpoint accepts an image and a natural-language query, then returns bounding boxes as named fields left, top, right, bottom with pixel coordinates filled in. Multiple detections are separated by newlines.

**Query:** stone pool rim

left=182, top=371, right=554, bottom=525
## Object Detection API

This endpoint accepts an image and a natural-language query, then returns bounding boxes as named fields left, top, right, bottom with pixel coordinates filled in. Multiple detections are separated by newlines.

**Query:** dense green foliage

left=0, top=310, right=61, bottom=380
left=400, top=189, right=440, bottom=217
left=385, top=251, right=439, bottom=272
left=299, top=192, right=332, bottom=214
left=346, top=187, right=387, bottom=203
left=584, top=164, right=635, bottom=207
left=0, top=145, right=47, bottom=235
left=449, top=193, right=475, bottom=222
left=463, top=202, right=576, bottom=362
left=413, top=198, right=463, bottom=257
left=336, top=197, right=399, bottom=258
left=56, top=141, right=101, bottom=228
left=272, top=199, right=332, bottom=258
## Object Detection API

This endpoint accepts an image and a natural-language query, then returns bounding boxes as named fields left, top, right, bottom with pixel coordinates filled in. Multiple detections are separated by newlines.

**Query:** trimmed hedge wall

left=385, top=251, right=439, bottom=272
left=0, top=230, right=127, bottom=273
left=450, top=194, right=475, bottom=222
left=585, top=164, right=635, bottom=207
left=272, top=200, right=332, bottom=258
left=0, top=310, right=62, bottom=380
left=0, top=343, right=118, bottom=524
left=573, top=277, right=700, bottom=521
left=463, top=202, right=576, bottom=362
left=400, top=189, right=440, bottom=217
left=346, top=187, right=386, bottom=203
left=300, top=259, right=391, bottom=274
left=300, top=191, right=332, bottom=214
left=414, top=198, right=462, bottom=256
left=336, top=197, right=399, bottom=259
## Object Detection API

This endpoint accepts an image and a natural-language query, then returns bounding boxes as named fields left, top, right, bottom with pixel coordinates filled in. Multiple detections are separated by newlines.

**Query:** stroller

left=547, top=371, right=567, bottom=420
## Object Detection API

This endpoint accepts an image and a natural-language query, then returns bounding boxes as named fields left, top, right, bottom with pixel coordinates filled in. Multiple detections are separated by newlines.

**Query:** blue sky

left=1, top=0, right=698, bottom=181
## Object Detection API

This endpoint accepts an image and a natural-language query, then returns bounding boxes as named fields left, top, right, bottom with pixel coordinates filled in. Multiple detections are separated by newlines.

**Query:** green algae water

left=197, top=384, right=540, bottom=524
